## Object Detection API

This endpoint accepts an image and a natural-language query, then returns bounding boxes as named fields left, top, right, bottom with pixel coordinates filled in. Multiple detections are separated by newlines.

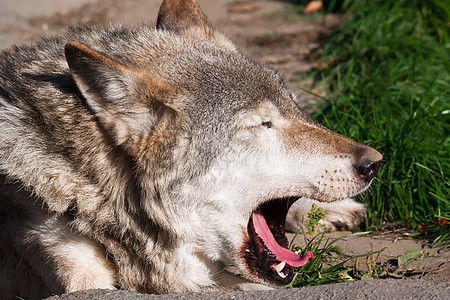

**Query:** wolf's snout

left=355, top=159, right=381, bottom=182
left=352, top=146, right=383, bottom=182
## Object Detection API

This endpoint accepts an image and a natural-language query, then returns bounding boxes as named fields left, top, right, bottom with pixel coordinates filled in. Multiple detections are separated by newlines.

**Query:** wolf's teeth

left=273, top=261, right=285, bottom=273
left=277, top=270, right=288, bottom=278
left=273, top=262, right=287, bottom=278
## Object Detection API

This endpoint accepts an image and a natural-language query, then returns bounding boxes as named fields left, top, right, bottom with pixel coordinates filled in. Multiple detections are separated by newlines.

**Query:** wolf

left=0, top=0, right=382, bottom=298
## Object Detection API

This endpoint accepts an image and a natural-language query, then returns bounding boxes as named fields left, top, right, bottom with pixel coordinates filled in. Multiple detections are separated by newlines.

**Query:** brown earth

left=1, top=0, right=448, bottom=291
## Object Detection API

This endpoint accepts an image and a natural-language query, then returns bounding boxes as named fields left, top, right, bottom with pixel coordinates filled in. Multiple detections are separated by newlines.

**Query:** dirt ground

left=1, top=0, right=448, bottom=290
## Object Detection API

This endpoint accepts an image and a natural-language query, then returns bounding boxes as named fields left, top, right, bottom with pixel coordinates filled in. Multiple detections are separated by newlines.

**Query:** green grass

left=307, top=0, right=449, bottom=237
left=287, top=1, right=448, bottom=287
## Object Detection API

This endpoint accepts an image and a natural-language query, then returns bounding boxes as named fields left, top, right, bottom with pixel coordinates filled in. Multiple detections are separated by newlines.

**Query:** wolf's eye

left=261, top=121, right=273, bottom=129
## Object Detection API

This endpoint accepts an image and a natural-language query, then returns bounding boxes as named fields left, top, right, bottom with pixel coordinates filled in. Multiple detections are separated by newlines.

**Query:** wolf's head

left=65, top=0, right=382, bottom=291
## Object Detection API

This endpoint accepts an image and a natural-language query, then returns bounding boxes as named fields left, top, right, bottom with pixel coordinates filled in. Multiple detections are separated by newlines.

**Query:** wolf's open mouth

left=243, top=197, right=313, bottom=284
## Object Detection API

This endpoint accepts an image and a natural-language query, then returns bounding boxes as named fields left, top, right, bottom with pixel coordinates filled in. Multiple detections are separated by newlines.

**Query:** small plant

left=306, top=203, right=325, bottom=235
left=289, top=205, right=382, bottom=287
left=352, top=242, right=387, bottom=280
left=290, top=230, right=380, bottom=287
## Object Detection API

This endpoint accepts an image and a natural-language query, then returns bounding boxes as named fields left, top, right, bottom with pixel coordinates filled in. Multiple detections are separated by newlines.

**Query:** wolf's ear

left=65, top=41, right=178, bottom=145
left=156, top=0, right=236, bottom=50
left=156, top=0, right=211, bottom=31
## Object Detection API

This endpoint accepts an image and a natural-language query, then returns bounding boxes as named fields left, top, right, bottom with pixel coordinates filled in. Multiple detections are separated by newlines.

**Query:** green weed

left=289, top=205, right=383, bottom=287
left=290, top=230, right=379, bottom=287
left=306, top=203, right=325, bottom=235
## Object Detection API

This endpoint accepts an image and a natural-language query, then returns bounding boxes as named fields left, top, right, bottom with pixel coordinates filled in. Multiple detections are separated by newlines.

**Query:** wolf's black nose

left=355, top=159, right=382, bottom=182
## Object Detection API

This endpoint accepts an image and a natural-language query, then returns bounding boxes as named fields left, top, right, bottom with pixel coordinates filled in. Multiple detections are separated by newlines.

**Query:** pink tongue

left=252, top=212, right=313, bottom=267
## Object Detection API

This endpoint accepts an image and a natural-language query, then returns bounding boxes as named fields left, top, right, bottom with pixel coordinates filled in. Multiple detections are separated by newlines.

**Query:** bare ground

left=1, top=0, right=448, bottom=292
